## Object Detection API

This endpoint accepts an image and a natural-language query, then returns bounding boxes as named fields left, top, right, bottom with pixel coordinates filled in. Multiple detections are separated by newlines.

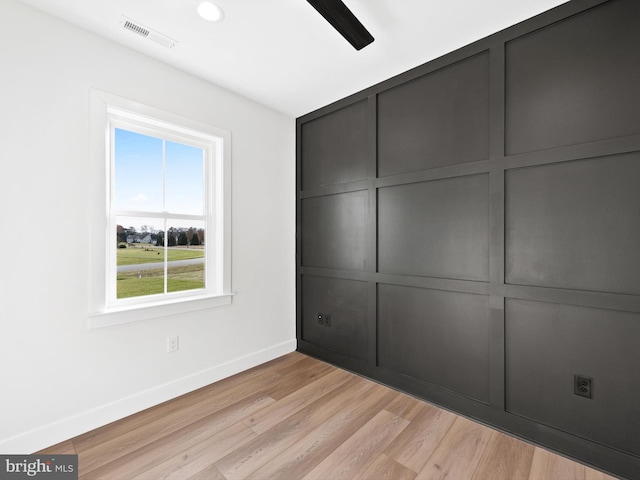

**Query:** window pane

left=114, top=129, right=163, bottom=212
left=166, top=220, right=205, bottom=293
left=165, top=141, right=204, bottom=215
left=115, top=216, right=165, bottom=299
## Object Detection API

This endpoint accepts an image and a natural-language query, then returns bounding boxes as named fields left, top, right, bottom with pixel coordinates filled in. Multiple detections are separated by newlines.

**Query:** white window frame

left=89, top=90, right=232, bottom=328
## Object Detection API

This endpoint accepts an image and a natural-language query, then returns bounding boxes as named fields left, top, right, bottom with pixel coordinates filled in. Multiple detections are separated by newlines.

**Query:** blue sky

left=114, top=128, right=204, bottom=230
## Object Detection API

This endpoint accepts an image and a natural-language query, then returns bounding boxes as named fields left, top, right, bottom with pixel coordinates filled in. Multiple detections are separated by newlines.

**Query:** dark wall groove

left=296, top=1, right=640, bottom=478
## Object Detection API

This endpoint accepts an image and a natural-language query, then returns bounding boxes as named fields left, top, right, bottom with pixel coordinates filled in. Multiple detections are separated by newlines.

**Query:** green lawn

left=117, top=264, right=204, bottom=299
left=117, top=245, right=204, bottom=266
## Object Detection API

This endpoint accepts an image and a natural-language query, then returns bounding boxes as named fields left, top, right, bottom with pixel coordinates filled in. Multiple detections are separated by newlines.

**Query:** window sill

left=88, top=293, right=234, bottom=329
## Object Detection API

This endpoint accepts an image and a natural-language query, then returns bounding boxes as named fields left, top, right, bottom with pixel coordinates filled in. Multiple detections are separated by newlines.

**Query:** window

left=89, top=91, right=231, bottom=327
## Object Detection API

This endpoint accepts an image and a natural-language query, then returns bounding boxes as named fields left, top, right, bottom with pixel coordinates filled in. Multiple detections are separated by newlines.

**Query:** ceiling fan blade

left=307, top=0, right=374, bottom=50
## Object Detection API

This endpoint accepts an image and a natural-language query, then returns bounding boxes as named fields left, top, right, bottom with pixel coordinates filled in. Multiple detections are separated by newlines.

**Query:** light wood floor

left=38, top=352, right=618, bottom=479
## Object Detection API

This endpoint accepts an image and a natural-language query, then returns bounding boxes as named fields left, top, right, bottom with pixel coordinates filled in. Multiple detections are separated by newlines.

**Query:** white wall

left=0, top=0, right=296, bottom=453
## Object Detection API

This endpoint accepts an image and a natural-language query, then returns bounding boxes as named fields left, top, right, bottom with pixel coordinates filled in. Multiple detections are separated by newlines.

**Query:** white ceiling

left=17, top=0, right=567, bottom=117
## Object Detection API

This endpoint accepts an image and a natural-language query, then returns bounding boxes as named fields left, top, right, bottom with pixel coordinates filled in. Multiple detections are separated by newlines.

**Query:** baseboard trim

left=0, top=339, right=297, bottom=454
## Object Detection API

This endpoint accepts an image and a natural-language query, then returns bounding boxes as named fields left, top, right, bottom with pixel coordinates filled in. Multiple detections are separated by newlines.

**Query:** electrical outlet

left=324, top=314, right=331, bottom=327
left=574, top=374, right=592, bottom=399
left=167, top=336, right=179, bottom=353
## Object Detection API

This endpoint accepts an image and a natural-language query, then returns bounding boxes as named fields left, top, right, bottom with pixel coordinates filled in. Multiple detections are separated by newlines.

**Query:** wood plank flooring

left=37, top=352, right=619, bottom=479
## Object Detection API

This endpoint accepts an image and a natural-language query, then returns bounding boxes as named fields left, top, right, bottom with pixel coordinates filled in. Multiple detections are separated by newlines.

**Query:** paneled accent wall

left=296, top=1, right=640, bottom=478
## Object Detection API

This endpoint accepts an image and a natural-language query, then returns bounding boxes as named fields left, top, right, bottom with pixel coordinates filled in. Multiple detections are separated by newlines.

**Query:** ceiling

left=17, top=0, right=567, bottom=117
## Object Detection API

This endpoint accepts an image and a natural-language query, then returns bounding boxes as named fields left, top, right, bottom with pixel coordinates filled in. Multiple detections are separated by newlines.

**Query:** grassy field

left=117, top=264, right=204, bottom=299
left=117, top=245, right=204, bottom=266
left=116, top=245, right=205, bottom=298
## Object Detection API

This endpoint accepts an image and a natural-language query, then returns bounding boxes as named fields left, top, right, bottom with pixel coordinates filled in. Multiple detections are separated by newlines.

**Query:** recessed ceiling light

left=197, top=1, right=224, bottom=22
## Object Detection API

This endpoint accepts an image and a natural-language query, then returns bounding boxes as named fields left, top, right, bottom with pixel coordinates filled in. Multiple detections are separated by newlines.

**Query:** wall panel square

left=378, top=284, right=490, bottom=403
left=301, top=100, right=369, bottom=189
left=505, top=152, right=640, bottom=295
left=301, top=275, right=368, bottom=362
left=506, top=299, right=640, bottom=458
left=378, top=174, right=489, bottom=281
left=378, top=52, right=489, bottom=177
left=505, top=0, right=640, bottom=154
left=302, top=191, right=367, bottom=271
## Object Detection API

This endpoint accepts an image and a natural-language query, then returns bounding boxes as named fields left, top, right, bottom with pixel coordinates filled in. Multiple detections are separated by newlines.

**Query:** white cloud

left=132, top=193, right=148, bottom=202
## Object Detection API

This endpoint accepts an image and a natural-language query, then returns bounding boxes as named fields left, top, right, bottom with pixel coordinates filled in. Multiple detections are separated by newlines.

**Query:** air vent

left=121, top=16, right=177, bottom=49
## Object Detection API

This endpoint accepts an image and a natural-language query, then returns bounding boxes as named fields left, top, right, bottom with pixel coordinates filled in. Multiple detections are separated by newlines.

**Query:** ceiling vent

left=121, top=16, right=177, bottom=49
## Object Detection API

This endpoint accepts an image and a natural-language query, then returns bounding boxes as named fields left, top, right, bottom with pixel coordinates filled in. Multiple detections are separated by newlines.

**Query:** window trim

left=89, top=90, right=232, bottom=328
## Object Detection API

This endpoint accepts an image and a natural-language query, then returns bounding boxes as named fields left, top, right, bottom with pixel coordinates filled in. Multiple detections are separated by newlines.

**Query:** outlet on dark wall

left=316, top=313, right=331, bottom=327
left=574, top=375, right=593, bottom=399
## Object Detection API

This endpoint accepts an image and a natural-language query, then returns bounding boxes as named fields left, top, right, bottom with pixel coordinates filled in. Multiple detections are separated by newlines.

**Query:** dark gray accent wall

left=506, top=299, right=640, bottom=458
left=378, top=174, right=490, bottom=281
left=378, top=52, right=490, bottom=176
left=378, top=284, right=491, bottom=404
left=301, top=275, right=368, bottom=361
left=301, top=100, right=369, bottom=188
left=505, top=0, right=640, bottom=154
left=296, top=1, right=640, bottom=478
left=505, top=153, right=640, bottom=295
left=301, top=191, right=367, bottom=271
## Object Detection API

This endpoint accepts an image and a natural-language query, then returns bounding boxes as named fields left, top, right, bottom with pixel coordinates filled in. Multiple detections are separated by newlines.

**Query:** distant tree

left=178, top=232, right=188, bottom=246
left=190, top=233, right=200, bottom=246
left=156, top=233, right=164, bottom=247
left=168, top=230, right=177, bottom=247
left=116, top=224, right=127, bottom=243
left=197, top=228, right=205, bottom=245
